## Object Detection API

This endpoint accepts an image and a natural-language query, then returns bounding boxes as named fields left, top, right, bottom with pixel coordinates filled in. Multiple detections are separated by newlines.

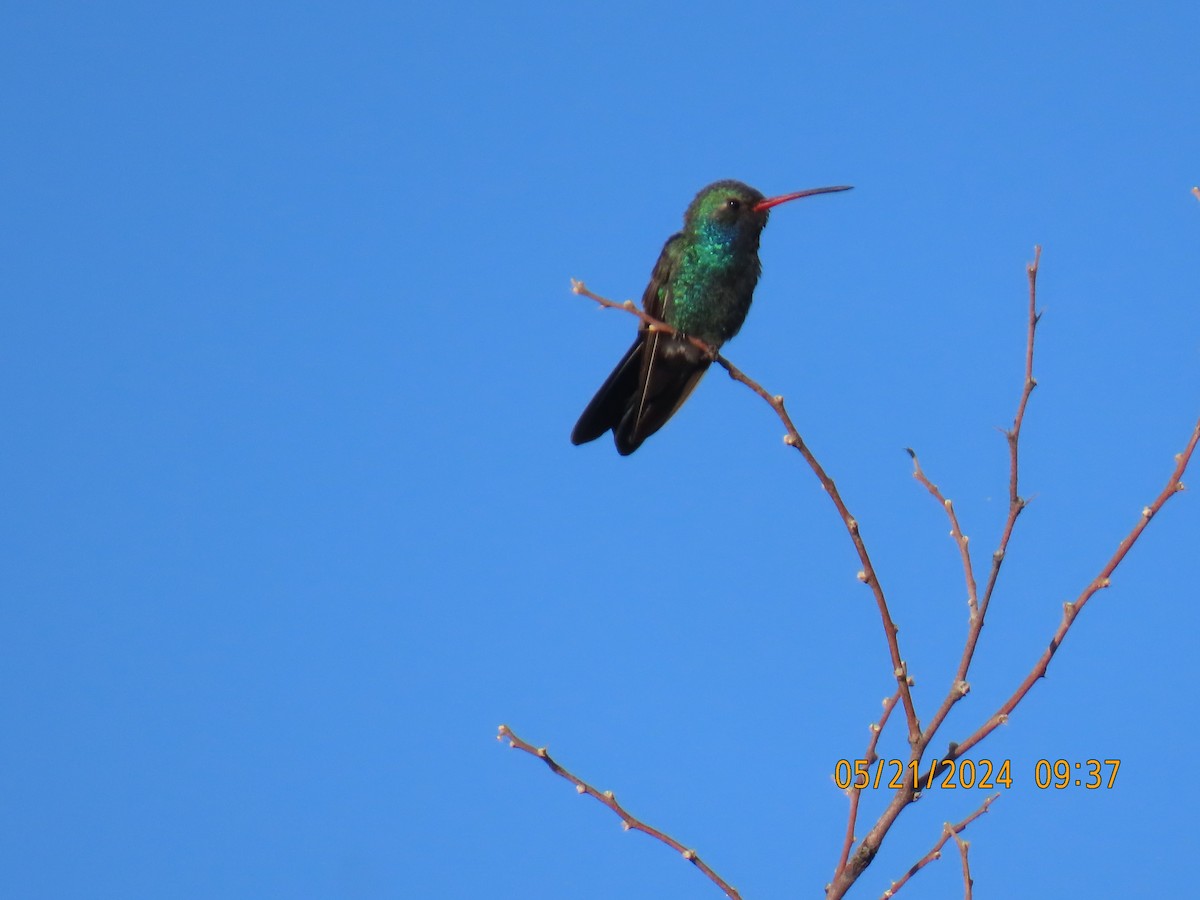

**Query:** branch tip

left=504, top=716, right=763, bottom=898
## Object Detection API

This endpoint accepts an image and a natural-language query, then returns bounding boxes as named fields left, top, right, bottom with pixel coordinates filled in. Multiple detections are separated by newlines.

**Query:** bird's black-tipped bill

left=753, top=185, right=853, bottom=212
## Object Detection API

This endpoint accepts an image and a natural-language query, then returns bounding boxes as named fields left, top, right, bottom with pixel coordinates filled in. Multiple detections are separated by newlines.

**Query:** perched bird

left=571, top=179, right=851, bottom=454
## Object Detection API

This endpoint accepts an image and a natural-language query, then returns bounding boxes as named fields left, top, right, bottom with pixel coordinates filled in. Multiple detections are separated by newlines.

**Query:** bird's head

left=684, top=180, right=852, bottom=248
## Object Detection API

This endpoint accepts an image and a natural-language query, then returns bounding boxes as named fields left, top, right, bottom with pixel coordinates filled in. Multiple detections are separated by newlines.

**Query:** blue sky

left=4, top=2, right=1199, bottom=897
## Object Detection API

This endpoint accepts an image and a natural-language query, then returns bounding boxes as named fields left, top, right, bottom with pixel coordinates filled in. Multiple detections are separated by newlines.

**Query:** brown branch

left=879, top=794, right=997, bottom=899
left=951, top=829, right=974, bottom=900
left=571, top=279, right=921, bottom=744
left=951, top=413, right=1200, bottom=756
left=833, top=692, right=903, bottom=883
left=907, top=449, right=979, bottom=615
left=496, top=724, right=742, bottom=899
left=982, top=245, right=1042, bottom=622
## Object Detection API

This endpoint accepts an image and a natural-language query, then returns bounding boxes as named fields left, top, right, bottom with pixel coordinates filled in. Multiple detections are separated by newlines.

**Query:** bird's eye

left=725, top=198, right=740, bottom=210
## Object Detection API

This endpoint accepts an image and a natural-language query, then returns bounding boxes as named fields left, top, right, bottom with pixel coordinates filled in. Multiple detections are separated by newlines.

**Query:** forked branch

left=503, top=254, right=1197, bottom=899
left=879, top=794, right=997, bottom=899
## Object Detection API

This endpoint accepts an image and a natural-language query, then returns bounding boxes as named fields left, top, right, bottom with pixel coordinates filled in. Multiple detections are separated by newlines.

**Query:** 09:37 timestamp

left=833, top=758, right=1121, bottom=790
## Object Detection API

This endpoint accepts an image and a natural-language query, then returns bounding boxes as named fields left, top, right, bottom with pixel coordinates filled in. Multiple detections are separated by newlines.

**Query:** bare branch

left=571, top=280, right=716, bottom=359
left=907, top=449, right=979, bottom=615
left=879, top=794, right=997, bottom=899
left=980, top=245, right=1043, bottom=622
left=496, top=725, right=742, bottom=900
left=951, top=829, right=974, bottom=900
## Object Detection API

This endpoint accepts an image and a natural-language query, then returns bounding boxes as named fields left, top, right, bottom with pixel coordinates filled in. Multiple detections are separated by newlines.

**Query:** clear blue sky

left=4, top=2, right=1199, bottom=897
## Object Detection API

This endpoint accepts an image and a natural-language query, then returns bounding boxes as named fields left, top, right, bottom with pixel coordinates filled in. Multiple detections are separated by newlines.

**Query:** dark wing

left=639, top=232, right=680, bottom=321
left=571, top=233, right=709, bottom=454
left=570, top=332, right=645, bottom=446
left=613, top=332, right=709, bottom=454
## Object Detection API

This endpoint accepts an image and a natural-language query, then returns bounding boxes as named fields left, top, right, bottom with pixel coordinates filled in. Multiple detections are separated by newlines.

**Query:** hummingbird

left=571, top=179, right=852, bottom=454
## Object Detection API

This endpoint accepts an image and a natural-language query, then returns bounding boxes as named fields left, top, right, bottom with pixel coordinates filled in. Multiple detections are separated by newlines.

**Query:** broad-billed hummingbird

left=571, top=179, right=852, bottom=455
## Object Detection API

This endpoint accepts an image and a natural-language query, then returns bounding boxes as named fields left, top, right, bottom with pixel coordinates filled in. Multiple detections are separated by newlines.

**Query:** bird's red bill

left=753, top=185, right=853, bottom=212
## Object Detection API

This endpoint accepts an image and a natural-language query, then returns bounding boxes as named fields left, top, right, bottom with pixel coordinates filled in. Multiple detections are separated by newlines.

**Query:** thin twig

left=497, top=724, right=742, bottom=899
left=833, top=692, right=903, bottom=882
left=951, top=829, right=974, bottom=900
left=879, top=794, right=997, bottom=899
left=907, top=449, right=979, bottom=615
left=981, top=245, right=1042, bottom=622
left=571, top=280, right=716, bottom=358
left=571, top=279, right=921, bottom=744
